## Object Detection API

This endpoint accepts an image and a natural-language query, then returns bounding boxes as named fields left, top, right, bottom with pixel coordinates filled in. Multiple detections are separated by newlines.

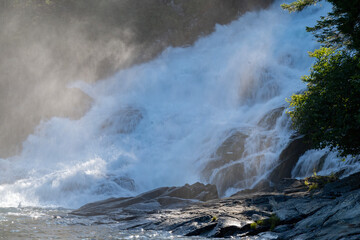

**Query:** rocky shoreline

left=71, top=172, right=360, bottom=239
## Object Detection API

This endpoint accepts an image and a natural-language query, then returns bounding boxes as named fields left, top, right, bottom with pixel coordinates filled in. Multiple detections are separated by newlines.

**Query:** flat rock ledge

left=71, top=173, right=360, bottom=239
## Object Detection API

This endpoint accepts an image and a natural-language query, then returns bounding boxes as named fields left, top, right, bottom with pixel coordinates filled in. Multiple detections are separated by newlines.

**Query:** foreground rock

left=72, top=182, right=218, bottom=216
left=72, top=173, right=360, bottom=239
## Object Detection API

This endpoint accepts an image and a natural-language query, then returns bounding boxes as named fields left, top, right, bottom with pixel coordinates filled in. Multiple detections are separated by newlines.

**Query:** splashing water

left=0, top=1, right=357, bottom=209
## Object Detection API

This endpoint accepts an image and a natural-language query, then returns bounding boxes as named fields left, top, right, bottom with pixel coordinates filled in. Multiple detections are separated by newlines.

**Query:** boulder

left=71, top=182, right=218, bottom=216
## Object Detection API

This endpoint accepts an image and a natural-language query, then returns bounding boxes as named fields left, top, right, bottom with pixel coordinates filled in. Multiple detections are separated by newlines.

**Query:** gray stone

left=71, top=182, right=218, bottom=216
left=71, top=172, right=360, bottom=240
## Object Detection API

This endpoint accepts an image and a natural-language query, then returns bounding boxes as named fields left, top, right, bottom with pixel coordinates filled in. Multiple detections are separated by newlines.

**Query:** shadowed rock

left=212, top=162, right=246, bottom=195
left=71, top=182, right=218, bottom=216
left=70, top=172, right=360, bottom=239
left=268, top=135, right=312, bottom=183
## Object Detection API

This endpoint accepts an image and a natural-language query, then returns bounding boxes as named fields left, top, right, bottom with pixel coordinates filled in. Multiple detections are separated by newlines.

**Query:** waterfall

left=0, top=1, right=357, bottom=209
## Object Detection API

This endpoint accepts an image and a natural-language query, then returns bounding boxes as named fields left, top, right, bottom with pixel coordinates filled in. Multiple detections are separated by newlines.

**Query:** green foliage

left=308, top=182, right=319, bottom=191
left=211, top=216, right=218, bottom=222
left=268, top=214, right=280, bottom=230
left=304, top=172, right=338, bottom=191
left=282, top=0, right=360, bottom=51
left=284, top=0, right=360, bottom=156
left=281, top=0, right=320, bottom=12
left=288, top=49, right=360, bottom=156
left=250, top=214, right=280, bottom=231
left=250, top=222, right=258, bottom=229
left=309, top=1, right=360, bottom=51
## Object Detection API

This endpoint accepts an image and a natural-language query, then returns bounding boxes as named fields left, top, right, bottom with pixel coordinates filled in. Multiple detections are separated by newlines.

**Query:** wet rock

left=252, top=179, right=274, bottom=192
left=212, top=162, right=246, bottom=195
left=101, top=107, right=143, bottom=134
left=72, top=172, right=360, bottom=240
left=258, top=107, right=285, bottom=130
left=272, top=224, right=292, bottom=233
left=166, top=182, right=218, bottom=201
left=71, top=182, right=218, bottom=216
left=201, top=130, right=252, bottom=195
left=322, top=171, right=360, bottom=195
left=112, top=176, right=136, bottom=191
left=201, top=130, right=248, bottom=180
left=268, top=135, right=311, bottom=183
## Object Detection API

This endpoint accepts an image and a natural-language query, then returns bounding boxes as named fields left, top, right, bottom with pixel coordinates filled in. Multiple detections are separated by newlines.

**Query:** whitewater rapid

left=1, top=1, right=358, bottom=209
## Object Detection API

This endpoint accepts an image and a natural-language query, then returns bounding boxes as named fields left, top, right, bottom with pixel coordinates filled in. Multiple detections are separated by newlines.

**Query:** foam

left=1, top=1, right=350, bottom=209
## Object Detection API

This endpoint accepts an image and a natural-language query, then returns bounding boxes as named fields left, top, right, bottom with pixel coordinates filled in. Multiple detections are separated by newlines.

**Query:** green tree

left=284, top=0, right=360, bottom=156
left=282, top=0, right=360, bottom=51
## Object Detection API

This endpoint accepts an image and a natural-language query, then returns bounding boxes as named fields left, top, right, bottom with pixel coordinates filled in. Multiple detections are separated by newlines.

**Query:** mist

left=0, top=0, right=273, bottom=157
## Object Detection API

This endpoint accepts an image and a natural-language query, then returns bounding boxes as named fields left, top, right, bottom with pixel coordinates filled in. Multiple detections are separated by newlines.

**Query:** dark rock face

left=268, top=135, right=312, bottom=183
left=71, top=172, right=360, bottom=240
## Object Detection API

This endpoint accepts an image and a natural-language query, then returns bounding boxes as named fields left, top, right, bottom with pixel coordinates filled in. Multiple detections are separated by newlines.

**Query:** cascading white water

left=0, top=1, right=358, bottom=209
left=292, top=149, right=360, bottom=178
